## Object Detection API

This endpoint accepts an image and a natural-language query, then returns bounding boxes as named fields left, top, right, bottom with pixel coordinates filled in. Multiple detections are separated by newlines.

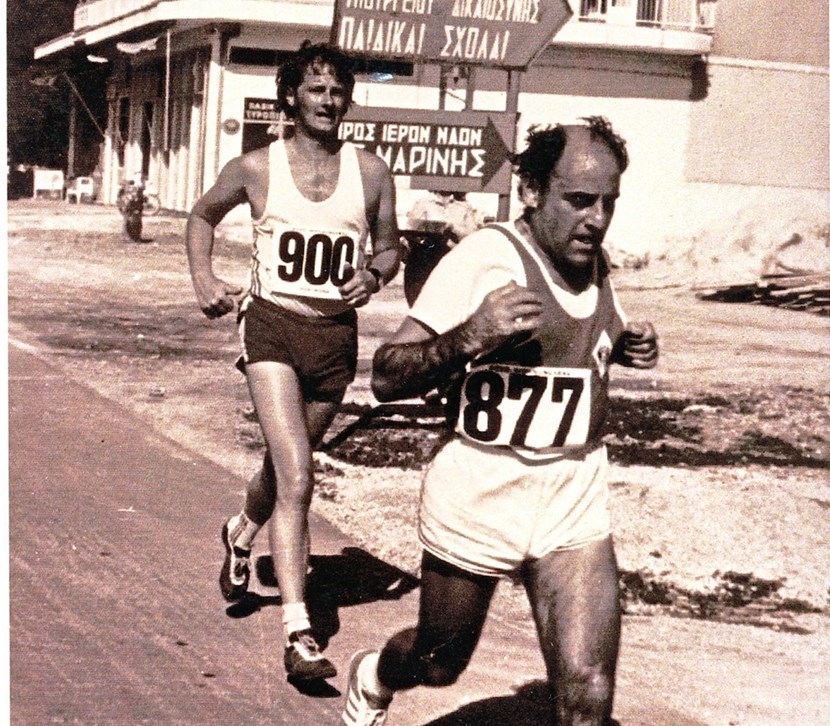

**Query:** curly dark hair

left=276, top=41, right=356, bottom=118
left=511, top=116, right=629, bottom=193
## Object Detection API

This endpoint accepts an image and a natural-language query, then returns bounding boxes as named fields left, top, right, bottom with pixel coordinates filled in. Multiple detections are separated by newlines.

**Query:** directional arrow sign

left=339, top=107, right=517, bottom=194
left=332, top=0, right=572, bottom=69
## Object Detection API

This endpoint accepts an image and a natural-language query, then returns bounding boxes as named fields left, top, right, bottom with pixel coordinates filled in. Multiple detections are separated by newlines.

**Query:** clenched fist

left=466, top=280, right=544, bottom=355
left=194, top=274, right=243, bottom=319
left=615, top=321, right=659, bottom=369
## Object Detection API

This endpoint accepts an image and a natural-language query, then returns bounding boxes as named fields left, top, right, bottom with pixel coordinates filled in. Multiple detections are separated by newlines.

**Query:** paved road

left=7, top=344, right=550, bottom=724
left=7, top=343, right=744, bottom=725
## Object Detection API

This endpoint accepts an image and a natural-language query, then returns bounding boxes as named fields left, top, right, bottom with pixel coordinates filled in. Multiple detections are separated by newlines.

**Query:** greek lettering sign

left=332, top=0, right=572, bottom=69
left=244, top=98, right=281, bottom=122
left=339, top=107, right=516, bottom=193
left=242, top=98, right=286, bottom=153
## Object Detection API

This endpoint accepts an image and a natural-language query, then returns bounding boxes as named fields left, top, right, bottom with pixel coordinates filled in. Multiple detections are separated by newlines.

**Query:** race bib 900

left=456, top=364, right=592, bottom=450
left=266, top=224, right=360, bottom=300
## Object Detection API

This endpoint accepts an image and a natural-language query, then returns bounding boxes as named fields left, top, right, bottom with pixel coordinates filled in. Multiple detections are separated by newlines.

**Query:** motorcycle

left=117, top=178, right=161, bottom=242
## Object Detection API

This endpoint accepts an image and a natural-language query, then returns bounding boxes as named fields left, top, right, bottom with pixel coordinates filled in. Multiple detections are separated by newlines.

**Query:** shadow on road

left=226, top=546, right=418, bottom=619
left=251, top=546, right=420, bottom=606
left=422, top=681, right=556, bottom=725
left=421, top=681, right=628, bottom=726
left=224, top=547, right=418, bottom=697
left=228, top=549, right=419, bottom=621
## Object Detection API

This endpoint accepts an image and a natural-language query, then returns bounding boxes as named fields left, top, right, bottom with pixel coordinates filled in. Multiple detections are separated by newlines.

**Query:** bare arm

left=186, top=155, right=255, bottom=318
left=339, top=153, right=402, bottom=306
left=372, top=282, right=543, bottom=401
left=366, top=161, right=402, bottom=285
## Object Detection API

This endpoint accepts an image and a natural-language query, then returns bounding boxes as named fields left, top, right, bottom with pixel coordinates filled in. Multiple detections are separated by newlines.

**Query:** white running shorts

left=418, top=438, right=611, bottom=577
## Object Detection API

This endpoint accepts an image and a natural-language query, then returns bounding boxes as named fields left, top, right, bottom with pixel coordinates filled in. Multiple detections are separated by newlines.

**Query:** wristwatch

left=366, top=266, right=383, bottom=292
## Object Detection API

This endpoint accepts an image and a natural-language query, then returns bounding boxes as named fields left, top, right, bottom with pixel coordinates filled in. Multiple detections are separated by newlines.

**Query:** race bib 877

left=456, top=364, right=592, bottom=450
left=266, top=223, right=360, bottom=300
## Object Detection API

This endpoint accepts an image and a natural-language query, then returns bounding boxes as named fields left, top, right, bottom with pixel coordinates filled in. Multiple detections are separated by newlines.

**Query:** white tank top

left=249, top=140, right=370, bottom=317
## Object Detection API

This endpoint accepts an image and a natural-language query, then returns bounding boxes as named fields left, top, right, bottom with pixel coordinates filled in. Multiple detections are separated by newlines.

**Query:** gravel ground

left=7, top=200, right=830, bottom=640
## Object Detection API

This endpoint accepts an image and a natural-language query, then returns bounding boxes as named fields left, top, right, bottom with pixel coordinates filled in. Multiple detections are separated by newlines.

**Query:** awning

left=35, top=20, right=176, bottom=63
left=34, top=0, right=334, bottom=60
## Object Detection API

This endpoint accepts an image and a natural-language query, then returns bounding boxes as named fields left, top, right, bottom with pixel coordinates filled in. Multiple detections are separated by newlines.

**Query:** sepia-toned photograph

left=6, top=0, right=829, bottom=723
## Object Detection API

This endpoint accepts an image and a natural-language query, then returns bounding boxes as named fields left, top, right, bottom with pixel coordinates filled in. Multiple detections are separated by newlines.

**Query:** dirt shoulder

left=7, top=200, right=830, bottom=719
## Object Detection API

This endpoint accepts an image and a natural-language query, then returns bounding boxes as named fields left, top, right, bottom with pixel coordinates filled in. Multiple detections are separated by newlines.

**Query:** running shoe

left=341, top=650, right=392, bottom=725
left=219, top=516, right=251, bottom=601
left=284, top=629, right=337, bottom=681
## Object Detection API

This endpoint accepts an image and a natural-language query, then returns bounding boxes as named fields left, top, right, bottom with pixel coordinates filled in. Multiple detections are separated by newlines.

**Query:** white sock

left=229, top=512, right=259, bottom=550
left=282, top=602, right=311, bottom=640
left=359, top=651, right=393, bottom=700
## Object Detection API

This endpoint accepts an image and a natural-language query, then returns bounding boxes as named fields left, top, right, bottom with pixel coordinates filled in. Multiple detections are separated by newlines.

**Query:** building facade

left=36, top=0, right=828, bottom=256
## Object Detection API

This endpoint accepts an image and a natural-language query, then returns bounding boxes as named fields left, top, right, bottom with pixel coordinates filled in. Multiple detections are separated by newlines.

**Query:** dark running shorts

left=237, top=296, right=358, bottom=403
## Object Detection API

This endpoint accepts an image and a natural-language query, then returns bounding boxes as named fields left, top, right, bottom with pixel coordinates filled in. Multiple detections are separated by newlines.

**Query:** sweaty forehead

left=553, top=127, right=620, bottom=188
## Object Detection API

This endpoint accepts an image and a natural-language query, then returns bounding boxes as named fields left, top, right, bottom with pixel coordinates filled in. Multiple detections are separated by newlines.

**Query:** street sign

left=332, top=0, right=572, bottom=69
left=339, top=106, right=517, bottom=193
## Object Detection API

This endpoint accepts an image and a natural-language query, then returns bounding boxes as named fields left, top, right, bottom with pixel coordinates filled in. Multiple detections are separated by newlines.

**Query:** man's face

left=530, top=129, right=621, bottom=274
left=288, top=61, right=350, bottom=137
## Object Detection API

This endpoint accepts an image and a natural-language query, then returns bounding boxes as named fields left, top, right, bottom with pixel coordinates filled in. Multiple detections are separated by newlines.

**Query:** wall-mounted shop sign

left=242, top=98, right=292, bottom=153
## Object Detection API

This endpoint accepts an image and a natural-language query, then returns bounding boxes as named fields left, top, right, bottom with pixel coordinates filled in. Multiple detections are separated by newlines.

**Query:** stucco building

left=36, top=0, right=828, bottom=256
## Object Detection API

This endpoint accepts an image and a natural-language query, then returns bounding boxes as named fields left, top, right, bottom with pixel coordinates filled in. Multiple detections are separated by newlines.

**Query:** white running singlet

left=249, top=140, right=370, bottom=317
left=411, top=221, right=628, bottom=460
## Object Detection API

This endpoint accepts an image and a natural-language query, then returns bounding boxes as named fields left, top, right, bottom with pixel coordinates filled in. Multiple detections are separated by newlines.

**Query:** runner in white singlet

left=186, top=42, right=401, bottom=684
left=247, top=138, right=371, bottom=317
left=341, top=118, right=658, bottom=726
